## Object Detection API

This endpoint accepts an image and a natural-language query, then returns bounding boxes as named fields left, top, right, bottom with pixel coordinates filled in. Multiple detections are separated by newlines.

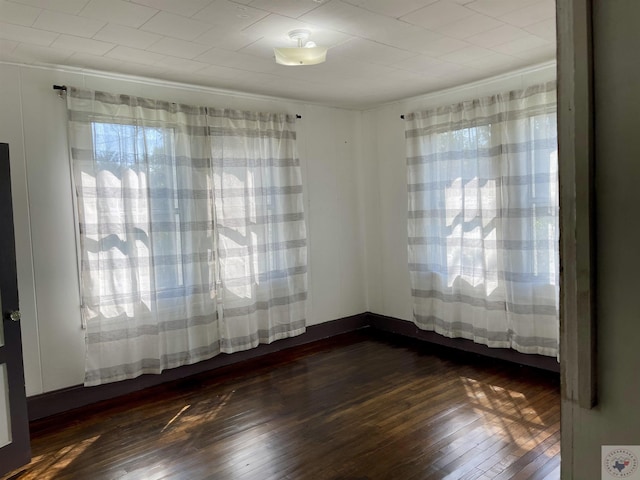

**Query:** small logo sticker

left=603, top=446, right=640, bottom=479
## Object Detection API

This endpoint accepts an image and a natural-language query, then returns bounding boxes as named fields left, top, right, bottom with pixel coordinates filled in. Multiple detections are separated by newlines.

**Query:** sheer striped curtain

left=209, top=109, right=307, bottom=353
left=404, top=82, right=559, bottom=357
left=66, top=88, right=307, bottom=386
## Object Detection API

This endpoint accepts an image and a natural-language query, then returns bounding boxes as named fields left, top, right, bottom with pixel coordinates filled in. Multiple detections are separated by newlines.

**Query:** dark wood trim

left=27, top=314, right=369, bottom=421
left=368, top=313, right=560, bottom=373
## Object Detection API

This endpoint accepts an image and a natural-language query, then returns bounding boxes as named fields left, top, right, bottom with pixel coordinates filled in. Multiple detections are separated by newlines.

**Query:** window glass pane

left=91, top=122, right=183, bottom=292
left=0, top=364, right=12, bottom=448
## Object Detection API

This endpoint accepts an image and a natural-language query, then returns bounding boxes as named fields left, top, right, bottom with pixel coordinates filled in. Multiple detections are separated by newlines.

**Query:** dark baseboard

left=367, top=313, right=560, bottom=373
left=27, top=311, right=559, bottom=421
left=27, top=314, right=369, bottom=421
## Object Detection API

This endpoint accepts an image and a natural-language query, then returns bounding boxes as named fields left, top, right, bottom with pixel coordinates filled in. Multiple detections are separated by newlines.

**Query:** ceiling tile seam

left=226, top=0, right=326, bottom=22
left=90, top=23, right=171, bottom=55
left=329, top=38, right=424, bottom=67
left=487, top=35, right=554, bottom=53
left=256, top=22, right=471, bottom=62
left=54, top=33, right=118, bottom=57
left=0, top=15, right=39, bottom=31
left=406, top=25, right=505, bottom=54
left=78, top=1, right=160, bottom=29
left=4, top=1, right=41, bottom=28
left=98, top=44, right=135, bottom=60
left=233, top=36, right=266, bottom=55
left=418, top=25, right=551, bottom=59
left=136, top=9, right=173, bottom=35
left=337, top=16, right=490, bottom=57
left=30, top=11, right=107, bottom=39
left=90, top=23, right=114, bottom=48
left=143, top=37, right=211, bottom=60
left=366, top=36, right=466, bottom=59
left=465, top=0, right=542, bottom=21
left=7, top=0, right=88, bottom=16
left=232, top=13, right=341, bottom=44
left=34, top=27, right=61, bottom=49
left=296, top=4, right=425, bottom=46
left=293, top=0, right=329, bottom=20
left=76, top=0, right=92, bottom=23
left=163, top=53, right=271, bottom=77
left=189, top=0, right=215, bottom=19
left=122, top=0, right=204, bottom=19
left=346, top=1, right=435, bottom=20
left=237, top=13, right=275, bottom=38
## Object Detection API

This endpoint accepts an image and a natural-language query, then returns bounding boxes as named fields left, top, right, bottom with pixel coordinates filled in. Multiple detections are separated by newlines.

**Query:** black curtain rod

left=52, top=84, right=302, bottom=118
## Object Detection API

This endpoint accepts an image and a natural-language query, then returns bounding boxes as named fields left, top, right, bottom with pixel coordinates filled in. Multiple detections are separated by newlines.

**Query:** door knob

left=8, top=311, right=20, bottom=322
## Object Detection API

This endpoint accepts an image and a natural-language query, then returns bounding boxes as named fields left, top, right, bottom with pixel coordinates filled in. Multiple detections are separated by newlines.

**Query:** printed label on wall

left=603, top=446, right=640, bottom=479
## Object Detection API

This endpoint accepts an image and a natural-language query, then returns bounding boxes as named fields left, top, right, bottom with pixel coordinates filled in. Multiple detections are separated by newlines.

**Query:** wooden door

left=0, top=143, right=31, bottom=475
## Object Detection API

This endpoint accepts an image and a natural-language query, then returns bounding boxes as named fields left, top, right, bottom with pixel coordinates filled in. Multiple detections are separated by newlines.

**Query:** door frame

left=556, top=0, right=597, bottom=477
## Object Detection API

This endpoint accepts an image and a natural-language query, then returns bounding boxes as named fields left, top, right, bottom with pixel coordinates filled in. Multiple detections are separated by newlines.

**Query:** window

left=92, top=122, right=186, bottom=295
left=67, top=87, right=307, bottom=386
left=405, top=82, right=559, bottom=357
left=522, top=114, right=558, bottom=284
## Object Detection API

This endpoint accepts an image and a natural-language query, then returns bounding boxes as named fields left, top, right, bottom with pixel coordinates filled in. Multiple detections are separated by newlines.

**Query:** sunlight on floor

left=460, top=376, right=549, bottom=451
left=161, top=405, right=191, bottom=433
left=160, top=390, right=235, bottom=439
left=27, top=434, right=101, bottom=479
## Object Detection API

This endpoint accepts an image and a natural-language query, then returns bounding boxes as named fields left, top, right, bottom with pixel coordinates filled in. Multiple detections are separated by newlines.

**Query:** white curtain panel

left=209, top=109, right=307, bottom=353
left=404, top=82, right=559, bottom=357
left=66, top=88, right=307, bottom=386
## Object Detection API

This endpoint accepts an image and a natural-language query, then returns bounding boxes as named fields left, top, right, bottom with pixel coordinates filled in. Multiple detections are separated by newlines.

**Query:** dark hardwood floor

left=4, top=329, right=560, bottom=480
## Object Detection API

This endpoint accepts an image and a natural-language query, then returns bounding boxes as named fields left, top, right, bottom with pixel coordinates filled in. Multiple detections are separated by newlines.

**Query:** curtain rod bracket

left=53, top=84, right=67, bottom=98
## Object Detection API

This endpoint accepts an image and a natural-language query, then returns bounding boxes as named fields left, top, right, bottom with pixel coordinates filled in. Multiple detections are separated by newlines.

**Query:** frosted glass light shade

left=274, top=46, right=328, bottom=66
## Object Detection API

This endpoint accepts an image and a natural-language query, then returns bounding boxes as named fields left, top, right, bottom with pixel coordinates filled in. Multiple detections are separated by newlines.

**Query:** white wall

left=0, top=63, right=366, bottom=396
left=0, top=59, right=558, bottom=397
left=360, top=63, right=558, bottom=322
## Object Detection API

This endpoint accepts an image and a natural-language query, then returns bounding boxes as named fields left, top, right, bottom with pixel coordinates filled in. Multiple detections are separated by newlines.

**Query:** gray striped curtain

left=404, top=82, right=559, bottom=357
left=66, top=88, right=307, bottom=386
left=209, top=109, right=307, bottom=353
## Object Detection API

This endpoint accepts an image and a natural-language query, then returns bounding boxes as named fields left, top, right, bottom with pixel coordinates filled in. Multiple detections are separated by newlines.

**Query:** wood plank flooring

left=3, top=330, right=560, bottom=480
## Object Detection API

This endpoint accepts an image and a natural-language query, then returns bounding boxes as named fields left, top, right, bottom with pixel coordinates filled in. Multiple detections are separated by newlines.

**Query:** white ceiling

left=0, top=0, right=556, bottom=108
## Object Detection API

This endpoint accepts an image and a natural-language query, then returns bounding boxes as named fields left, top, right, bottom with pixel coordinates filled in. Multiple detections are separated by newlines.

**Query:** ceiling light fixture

left=274, top=29, right=328, bottom=66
